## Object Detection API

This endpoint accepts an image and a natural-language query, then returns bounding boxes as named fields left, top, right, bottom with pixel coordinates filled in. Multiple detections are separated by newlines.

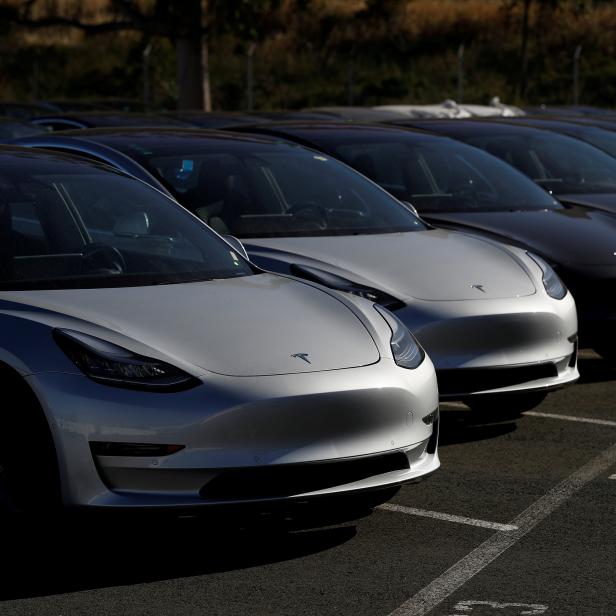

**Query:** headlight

left=374, top=305, right=425, bottom=369
left=54, top=329, right=200, bottom=392
left=526, top=252, right=567, bottom=300
left=290, top=263, right=404, bottom=310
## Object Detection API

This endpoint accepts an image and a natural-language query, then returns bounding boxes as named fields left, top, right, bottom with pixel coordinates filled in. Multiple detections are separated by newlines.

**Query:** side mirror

left=223, top=235, right=249, bottom=261
left=401, top=201, right=419, bottom=217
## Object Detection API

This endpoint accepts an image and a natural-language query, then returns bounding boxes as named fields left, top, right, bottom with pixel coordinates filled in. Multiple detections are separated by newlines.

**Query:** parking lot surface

left=1, top=352, right=614, bottom=616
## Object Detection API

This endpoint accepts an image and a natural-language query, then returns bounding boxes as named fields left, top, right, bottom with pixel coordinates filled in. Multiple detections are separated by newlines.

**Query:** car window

left=463, top=133, right=616, bottom=194
left=0, top=159, right=254, bottom=290
left=310, top=135, right=559, bottom=213
left=565, top=129, right=616, bottom=158
left=118, top=141, right=427, bottom=238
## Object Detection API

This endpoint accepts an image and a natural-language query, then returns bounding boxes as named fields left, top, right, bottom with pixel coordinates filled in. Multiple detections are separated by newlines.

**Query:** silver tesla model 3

left=0, top=147, right=440, bottom=514
left=17, top=130, right=579, bottom=413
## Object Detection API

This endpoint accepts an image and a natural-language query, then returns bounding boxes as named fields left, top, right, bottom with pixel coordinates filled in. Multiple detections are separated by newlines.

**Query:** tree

left=3, top=0, right=283, bottom=110
left=506, top=0, right=564, bottom=99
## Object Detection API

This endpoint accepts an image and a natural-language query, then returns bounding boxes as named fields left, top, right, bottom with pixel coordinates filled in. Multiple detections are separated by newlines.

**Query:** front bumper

left=394, top=290, right=579, bottom=398
left=27, top=358, right=439, bottom=509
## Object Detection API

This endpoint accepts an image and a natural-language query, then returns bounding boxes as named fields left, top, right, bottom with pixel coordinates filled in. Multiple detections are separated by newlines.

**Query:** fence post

left=142, top=43, right=152, bottom=106
left=573, top=45, right=582, bottom=106
left=457, top=44, right=465, bottom=104
left=246, top=41, right=256, bottom=112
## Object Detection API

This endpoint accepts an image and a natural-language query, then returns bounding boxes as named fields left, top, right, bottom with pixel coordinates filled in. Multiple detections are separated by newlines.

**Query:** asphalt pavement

left=1, top=352, right=614, bottom=616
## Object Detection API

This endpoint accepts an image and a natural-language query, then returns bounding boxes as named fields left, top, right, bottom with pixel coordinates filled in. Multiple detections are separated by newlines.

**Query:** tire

left=464, top=391, right=548, bottom=418
left=0, top=370, right=61, bottom=514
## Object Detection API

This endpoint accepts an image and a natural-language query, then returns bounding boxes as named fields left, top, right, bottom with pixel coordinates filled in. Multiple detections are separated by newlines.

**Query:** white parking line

left=524, top=411, right=616, bottom=427
left=379, top=504, right=518, bottom=532
left=388, top=441, right=616, bottom=616
left=449, top=600, right=548, bottom=614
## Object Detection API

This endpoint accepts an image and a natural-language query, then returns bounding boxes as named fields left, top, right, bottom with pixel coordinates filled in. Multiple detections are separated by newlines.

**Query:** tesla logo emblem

left=291, top=353, right=311, bottom=364
left=470, top=284, right=486, bottom=293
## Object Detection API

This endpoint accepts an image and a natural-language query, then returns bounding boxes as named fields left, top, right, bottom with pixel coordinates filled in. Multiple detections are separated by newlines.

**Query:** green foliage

left=1, top=0, right=616, bottom=109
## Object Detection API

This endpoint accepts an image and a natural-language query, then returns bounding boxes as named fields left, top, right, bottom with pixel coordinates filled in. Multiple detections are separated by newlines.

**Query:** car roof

left=32, top=112, right=190, bottom=127
left=389, top=118, right=559, bottom=139
left=303, top=107, right=409, bottom=121
left=230, top=121, right=448, bottom=143
left=26, top=126, right=303, bottom=148
left=0, top=143, right=128, bottom=169
left=523, top=105, right=616, bottom=117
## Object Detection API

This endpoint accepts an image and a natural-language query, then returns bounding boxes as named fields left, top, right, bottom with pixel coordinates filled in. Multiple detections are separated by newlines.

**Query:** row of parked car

left=0, top=102, right=614, bottom=519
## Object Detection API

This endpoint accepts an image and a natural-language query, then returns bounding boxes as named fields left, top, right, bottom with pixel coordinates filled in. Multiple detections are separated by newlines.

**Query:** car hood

left=423, top=207, right=616, bottom=267
left=245, top=229, right=536, bottom=301
left=557, top=193, right=616, bottom=216
left=0, top=273, right=380, bottom=377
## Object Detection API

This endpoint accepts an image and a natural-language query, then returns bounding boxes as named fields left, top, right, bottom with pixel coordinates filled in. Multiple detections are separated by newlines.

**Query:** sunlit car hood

left=424, top=206, right=616, bottom=266
left=0, top=274, right=380, bottom=377
left=245, top=229, right=536, bottom=301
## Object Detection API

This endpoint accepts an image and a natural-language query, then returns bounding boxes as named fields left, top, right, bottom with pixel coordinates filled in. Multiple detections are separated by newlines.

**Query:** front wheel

left=0, top=381, right=62, bottom=515
left=464, top=392, right=548, bottom=418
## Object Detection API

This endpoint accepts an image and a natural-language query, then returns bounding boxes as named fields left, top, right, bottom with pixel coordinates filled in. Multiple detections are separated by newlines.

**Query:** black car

left=216, top=121, right=616, bottom=359
left=523, top=105, right=616, bottom=117
left=499, top=117, right=616, bottom=158
left=562, top=116, right=616, bottom=132
left=0, top=102, right=51, bottom=119
left=165, top=110, right=336, bottom=129
left=303, top=107, right=410, bottom=122
left=29, top=112, right=191, bottom=132
left=388, top=118, right=616, bottom=218
left=0, top=117, right=44, bottom=141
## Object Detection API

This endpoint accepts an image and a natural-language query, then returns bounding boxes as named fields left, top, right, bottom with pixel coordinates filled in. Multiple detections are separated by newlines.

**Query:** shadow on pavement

left=577, top=355, right=616, bottom=385
left=0, top=514, right=357, bottom=601
left=439, top=409, right=517, bottom=447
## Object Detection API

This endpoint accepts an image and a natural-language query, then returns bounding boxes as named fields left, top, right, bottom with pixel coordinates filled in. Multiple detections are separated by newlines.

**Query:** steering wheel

left=288, top=202, right=328, bottom=230
left=81, top=243, right=126, bottom=276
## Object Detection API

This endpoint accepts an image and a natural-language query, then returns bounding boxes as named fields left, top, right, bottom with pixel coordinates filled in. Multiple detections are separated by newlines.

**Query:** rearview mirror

left=114, top=211, right=150, bottom=237
left=224, top=235, right=249, bottom=261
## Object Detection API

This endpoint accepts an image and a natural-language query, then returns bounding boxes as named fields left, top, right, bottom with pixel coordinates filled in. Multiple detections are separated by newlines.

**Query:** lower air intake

left=437, top=362, right=558, bottom=396
left=199, top=451, right=410, bottom=500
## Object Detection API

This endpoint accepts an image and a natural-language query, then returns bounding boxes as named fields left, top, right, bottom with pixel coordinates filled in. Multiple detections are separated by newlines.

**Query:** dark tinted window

left=562, top=128, right=616, bottom=158
left=463, top=132, right=616, bottom=194
left=309, top=133, right=558, bottom=213
left=0, top=156, right=253, bottom=290
left=107, top=139, right=426, bottom=238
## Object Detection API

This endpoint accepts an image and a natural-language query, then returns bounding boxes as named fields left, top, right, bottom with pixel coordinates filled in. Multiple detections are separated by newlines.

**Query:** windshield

left=314, top=133, right=560, bottom=213
left=564, top=128, right=616, bottom=158
left=0, top=155, right=254, bottom=291
left=462, top=132, right=616, bottom=195
left=109, top=139, right=427, bottom=238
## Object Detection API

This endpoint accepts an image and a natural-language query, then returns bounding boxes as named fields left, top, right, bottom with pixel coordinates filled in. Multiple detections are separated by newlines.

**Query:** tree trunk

left=518, top=0, right=532, bottom=100
left=200, top=0, right=211, bottom=111
left=176, top=37, right=203, bottom=109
